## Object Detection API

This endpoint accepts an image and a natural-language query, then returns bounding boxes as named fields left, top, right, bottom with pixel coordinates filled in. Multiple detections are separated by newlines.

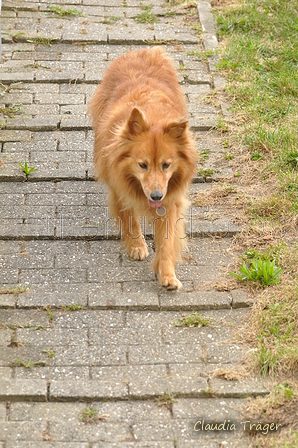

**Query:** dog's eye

left=139, top=163, right=147, bottom=170
left=162, top=163, right=171, bottom=170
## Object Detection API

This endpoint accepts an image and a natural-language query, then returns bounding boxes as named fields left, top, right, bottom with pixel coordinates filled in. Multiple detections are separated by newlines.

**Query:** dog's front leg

left=152, top=205, right=183, bottom=290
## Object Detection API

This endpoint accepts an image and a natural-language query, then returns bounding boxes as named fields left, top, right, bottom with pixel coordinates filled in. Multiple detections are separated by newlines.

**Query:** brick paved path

left=0, top=1, right=267, bottom=446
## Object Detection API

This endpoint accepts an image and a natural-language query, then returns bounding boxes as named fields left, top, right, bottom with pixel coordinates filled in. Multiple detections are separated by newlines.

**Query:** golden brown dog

left=88, top=47, right=197, bottom=289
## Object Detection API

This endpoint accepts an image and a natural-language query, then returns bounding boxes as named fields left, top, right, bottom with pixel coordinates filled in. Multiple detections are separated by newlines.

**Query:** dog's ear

left=126, top=108, right=148, bottom=136
left=163, top=118, right=188, bottom=139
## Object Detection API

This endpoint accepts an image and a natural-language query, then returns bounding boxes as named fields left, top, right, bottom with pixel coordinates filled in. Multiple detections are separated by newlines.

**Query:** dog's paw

left=129, top=244, right=149, bottom=261
left=160, top=275, right=182, bottom=290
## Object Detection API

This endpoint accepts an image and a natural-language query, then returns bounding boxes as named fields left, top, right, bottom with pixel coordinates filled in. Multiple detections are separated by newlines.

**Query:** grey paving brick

left=0, top=253, right=53, bottom=269
left=50, top=379, right=128, bottom=400
left=49, top=421, right=132, bottom=443
left=6, top=444, right=89, bottom=448
left=3, top=141, right=58, bottom=152
left=0, top=329, right=12, bottom=344
left=89, top=324, right=163, bottom=346
left=128, top=344, right=202, bottom=365
left=0, top=379, right=47, bottom=401
left=0, top=270, right=18, bottom=284
left=14, top=366, right=90, bottom=380
left=19, top=268, right=88, bottom=285
left=0, top=345, right=52, bottom=367
left=0, top=130, right=31, bottom=142
left=0, top=404, right=6, bottom=421
left=5, top=117, right=60, bottom=131
left=159, top=290, right=231, bottom=311
left=15, top=328, right=88, bottom=345
left=52, top=345, right=127, bottom=366
left=210, top=378, right=269, bottom=398
left=34, top=94, right=85, bottom=105
left=0, top=367, right=12, bottom=379
left=26, top=193, right=86, bottom=206
left=17, top=284, right=89, bottom=308
left=172, top=397, right=246, bottom=419
left=0, top=193, right=25, bottom=206
left=53, top=310, right=124, bottom=328
left=231, top=289, right=254, bottom=308
left=9, top=402, right=87, bottom=421
left=89, top=282, right=159, bottom=309
left=0, top=421, right=46, bottom=442
left=0, top=294, right=17, bottom=308
left=22, top=240, right=89, bottom=255
left=0, top=309, right=50, bottom=328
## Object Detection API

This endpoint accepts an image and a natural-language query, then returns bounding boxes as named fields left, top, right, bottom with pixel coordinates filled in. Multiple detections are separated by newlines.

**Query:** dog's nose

left=150, top=190, right=163, bottom=201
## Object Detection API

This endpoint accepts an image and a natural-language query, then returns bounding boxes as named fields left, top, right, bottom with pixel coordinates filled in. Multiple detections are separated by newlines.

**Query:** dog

left=88, top=47, right=197, bottom=290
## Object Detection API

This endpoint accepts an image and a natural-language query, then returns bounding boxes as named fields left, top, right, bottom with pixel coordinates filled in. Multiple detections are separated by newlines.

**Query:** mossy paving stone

left=0, top=0, right=267, bottom=445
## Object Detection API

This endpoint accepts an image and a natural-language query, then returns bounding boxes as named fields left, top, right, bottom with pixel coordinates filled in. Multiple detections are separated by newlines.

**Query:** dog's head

left=115, top=108, right=197, bottom=208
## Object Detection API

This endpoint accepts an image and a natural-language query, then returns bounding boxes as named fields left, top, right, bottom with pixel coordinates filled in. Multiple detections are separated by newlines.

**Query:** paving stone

left=0, top=309, right=50, bottom=328
left=19, top=268, right=88, bottom=285
left=49, top=421, right=132, bottom=443
left=53, top=310, right=124, bottom=329
left=0, top=253, right=53, bottom=269
left=0, top=421, right=46, bottom=442
left=210, top=378, right=269, bottom=398
left=0, top=404, right=6, bottom=421
left=0, top=345, right=53, bottom=367
left=0, top=379, right=47, bottom=401
left=14, top=366, right=90, bottom=380
left=3, top=141, right=58, bottom=152
left=0, top=294, right=17, bottom=307
left=172, top=397, right=245, bottom=419
left=50, top=379, right=128, bottom=401
left=128, top=343, right=202, bottom=365
left=17, top=284, right=89, bottom=308
left=52, top=345, right=127, bottom=366
left=0, top=367, right=13, bottom=379
left=6, top=444, right=89, bottom=448
left=159, top=290, right=231, bottom=311
left=15, top=328, right=88, bottom=345
left=231, top=289, right=254, bottom=308
left=89, top=282, right=159, bottom=309
left=0, top=329, right=12, bottom=344
left=0, top=130, right=31, bottom=142
left=5, top=117, right=60, bottom=131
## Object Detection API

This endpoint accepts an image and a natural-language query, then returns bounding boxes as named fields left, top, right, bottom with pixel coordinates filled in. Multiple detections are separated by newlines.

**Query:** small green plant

left=42, top=350, right=55, bottom=358
left=79, top=407, right=99, bottom=423
left=199, top=149, right=210, bottom=162
left=140, top=2, right=153, bottom=11
left=198, top=168, right=214, bottom=177
left=26, top=62, right=51, bottom=70
left=19, top=161, right=38, bottom=176
left=0, top=103, right=22, bottom=118
left=27, top=37, right=58, bottom=46
left=46, top=307, right=53, bottom=321
left=224, top=152, right=234, bottom=160
left=174, top=312, right=211, bottom=328
left=64, top=304, right=83, bottom=311
left=47, top=5, right=83, bottom=17
left=230, top=258, right=282, bottom=287
left=251, top=150, right=263, bottom=161
left=102, top=16, right=122, bottom=24
left=13, top=359, right=46, bottom=368
left=134, top=11, right=158, bottom=23
left=0, top=285, right=28, bottom=294
left=155, top=393, right=177, bottom=411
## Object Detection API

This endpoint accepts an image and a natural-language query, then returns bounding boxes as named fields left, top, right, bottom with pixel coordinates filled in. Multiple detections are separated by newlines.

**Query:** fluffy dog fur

left=88, top=47, right=197, bottom=290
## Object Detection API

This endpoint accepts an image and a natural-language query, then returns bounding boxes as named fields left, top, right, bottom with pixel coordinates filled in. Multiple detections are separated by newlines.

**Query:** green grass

left=42, top=350, right=55, bottom=358
left=102, top=16, right=122, bottom=25
left=47, top=5, right=83, bottom=17
left=174, top=312, right=211, bottom=328
left=64, top=304, right=84, bottom=311
left=27, top=37, right=58, bottom=46
left=215, top=0, right=298, bottom=213
left=0, top=104, right=23, bottom=118
left=134, top=11, right=158, bottom=23
left=13, top=359, right=46, bottom=368
left=79, top=407, right=99, bottom=423
left=155, top=393, right=177, bottom=411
